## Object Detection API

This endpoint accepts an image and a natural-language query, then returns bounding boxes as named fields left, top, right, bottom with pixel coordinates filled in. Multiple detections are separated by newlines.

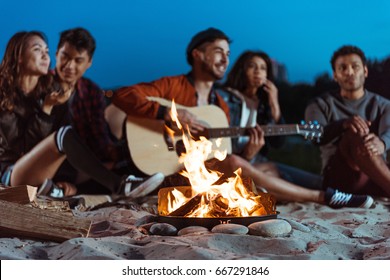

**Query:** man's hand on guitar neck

left=241, top=124, right=265, bottom=161
left=165, top=108, right=205, bottom=134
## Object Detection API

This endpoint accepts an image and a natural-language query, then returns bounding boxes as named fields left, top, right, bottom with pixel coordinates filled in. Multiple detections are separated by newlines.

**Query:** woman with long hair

left=221, top=50, right=323, bottom=189
left=0, top=31, right=163, bottom=198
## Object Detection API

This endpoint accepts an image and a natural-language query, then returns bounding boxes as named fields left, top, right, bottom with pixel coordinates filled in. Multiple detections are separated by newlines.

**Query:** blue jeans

left=276, top=162, right=323, bottom=190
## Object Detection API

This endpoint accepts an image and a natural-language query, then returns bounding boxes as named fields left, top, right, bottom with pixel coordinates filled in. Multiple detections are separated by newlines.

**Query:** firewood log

left=168, top=192, right=205, bottom=216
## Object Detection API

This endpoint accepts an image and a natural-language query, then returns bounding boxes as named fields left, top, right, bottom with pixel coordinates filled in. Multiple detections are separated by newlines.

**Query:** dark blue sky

left=1, top=0, right=390, bottom=88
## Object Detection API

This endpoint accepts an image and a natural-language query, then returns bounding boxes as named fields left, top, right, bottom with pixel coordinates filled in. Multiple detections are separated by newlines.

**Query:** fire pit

left=157, top=186, right=277, bottom=230
left=156, top=101, right=278, bottom=230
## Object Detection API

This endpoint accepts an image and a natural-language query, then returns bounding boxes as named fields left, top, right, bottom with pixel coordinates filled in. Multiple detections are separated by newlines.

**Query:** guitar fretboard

left=260, top=124, right=300, bottom=137
left=204, top=124, right=300, bottom=139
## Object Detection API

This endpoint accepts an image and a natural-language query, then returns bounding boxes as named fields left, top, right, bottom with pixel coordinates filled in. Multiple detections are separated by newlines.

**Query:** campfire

left=158, top=101, right=276, bottom=227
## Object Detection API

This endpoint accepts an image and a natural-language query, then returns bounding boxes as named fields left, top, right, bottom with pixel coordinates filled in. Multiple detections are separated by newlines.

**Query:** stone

left=149, top=223, right=177, bottom=236
left=284, top=218, right=310, bottom=233
left=178, top=226, right=209, bottom=236
left=211, top=223, right=249, bottom=235
left=248, top=219, right=292, bottom=237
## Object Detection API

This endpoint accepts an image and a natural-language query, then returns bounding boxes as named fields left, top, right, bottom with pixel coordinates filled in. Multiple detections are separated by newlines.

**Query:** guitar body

left=126, top=101, right=232, bottom=176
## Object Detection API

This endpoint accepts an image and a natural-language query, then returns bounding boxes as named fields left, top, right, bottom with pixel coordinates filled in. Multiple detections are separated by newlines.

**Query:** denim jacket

left=217, top=85, right=285, bottom=162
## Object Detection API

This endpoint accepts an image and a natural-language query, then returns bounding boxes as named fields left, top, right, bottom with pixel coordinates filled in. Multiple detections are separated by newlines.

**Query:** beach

left=1, top=195, right=389, bottom=260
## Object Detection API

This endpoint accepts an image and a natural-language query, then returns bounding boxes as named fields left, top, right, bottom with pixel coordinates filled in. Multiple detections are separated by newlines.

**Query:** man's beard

left=342, top=75, right=365, bottom=91
left=200, top=61, right=225, bottom=80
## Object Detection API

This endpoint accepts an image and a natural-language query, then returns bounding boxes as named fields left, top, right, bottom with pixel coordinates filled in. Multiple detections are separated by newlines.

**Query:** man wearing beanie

left=112, top=27, right=231, bottom=182
left=113, top=27, right=231, bottom=131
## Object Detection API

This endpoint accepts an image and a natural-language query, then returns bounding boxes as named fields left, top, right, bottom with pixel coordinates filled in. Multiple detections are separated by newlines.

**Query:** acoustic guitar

left=126, top=97, right=322, bottom=176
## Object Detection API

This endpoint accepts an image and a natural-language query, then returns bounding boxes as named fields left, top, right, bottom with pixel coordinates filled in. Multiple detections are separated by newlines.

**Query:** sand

left=0, top=195, right=389, bottom=260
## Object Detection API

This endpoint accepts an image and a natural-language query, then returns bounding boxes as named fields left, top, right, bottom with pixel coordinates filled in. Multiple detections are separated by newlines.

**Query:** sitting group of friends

left=1, top=26, right=389, bottom=209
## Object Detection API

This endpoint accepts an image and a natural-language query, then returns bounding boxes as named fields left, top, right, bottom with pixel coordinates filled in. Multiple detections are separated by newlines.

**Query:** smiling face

left=333, top=53, right=367, bottom=93
left=55, top=42, right=92, bottom=85
left=245, top=56, right=268, bottom=91
left=20, top=35, right=50, bottom=76
left=195, top=39, right=230, bottom=80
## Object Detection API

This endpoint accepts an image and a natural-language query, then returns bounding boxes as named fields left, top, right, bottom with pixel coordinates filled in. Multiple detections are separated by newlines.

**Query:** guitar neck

left=260, top=124, right=299, bottom=137
left=203, top=124, right=300, bottom=139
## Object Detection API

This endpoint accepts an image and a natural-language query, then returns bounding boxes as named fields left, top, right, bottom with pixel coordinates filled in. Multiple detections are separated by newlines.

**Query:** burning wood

left=168, top=192, right=205, bottom=216
left=158, top=101, right=277, bottom=220
left=158, top=181, right=276, bottom=218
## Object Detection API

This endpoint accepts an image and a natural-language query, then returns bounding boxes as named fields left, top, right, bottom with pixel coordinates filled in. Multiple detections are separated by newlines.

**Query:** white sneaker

left=38, top=178, right=64, bottom=198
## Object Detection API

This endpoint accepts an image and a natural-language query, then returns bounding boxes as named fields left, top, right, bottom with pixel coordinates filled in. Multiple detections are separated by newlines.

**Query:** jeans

left=276, top=162, right=323, bottom=190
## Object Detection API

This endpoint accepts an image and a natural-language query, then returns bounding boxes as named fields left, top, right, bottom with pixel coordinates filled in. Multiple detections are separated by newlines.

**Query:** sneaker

left=325, top=188, right=374, bottom=209
left=38, top=178, right=64, bottom=198
left=122, top=173, right=165, bottom=198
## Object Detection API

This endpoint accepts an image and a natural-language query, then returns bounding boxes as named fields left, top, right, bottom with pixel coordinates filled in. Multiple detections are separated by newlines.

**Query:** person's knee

left=228, top=155, right=257, bottom=178
left=255, top=162, right=280, bottom=176
left=228, top=154, right=247, bottom=170
left=340, top=130, right=359, bottom=146
left=339, top=131, right=364, bottom=159
left=54, top=126, right=76, bottom=153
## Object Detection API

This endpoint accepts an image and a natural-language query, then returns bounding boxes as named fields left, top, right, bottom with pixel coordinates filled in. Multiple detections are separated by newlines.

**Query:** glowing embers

left=158, top=184, right=276, bottom=218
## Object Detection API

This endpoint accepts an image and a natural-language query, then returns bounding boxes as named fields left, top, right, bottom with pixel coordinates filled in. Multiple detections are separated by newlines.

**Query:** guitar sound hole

left=175, top=140, right=187, bottom=157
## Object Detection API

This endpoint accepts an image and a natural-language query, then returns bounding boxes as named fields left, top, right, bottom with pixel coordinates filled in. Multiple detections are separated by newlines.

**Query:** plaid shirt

left=73, top=78, right=114, bottom=161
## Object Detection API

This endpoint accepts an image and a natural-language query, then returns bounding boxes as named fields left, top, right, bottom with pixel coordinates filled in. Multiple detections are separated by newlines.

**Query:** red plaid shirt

left=73, top=77, right=115, bottom=161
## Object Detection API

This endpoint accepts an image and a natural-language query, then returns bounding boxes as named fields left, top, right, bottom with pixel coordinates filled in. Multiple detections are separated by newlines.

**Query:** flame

left=167, top=188, right=187, bottom=213
left=169, top=101, right=182, bottom=130
left=165, top=100, right=272, bottom=217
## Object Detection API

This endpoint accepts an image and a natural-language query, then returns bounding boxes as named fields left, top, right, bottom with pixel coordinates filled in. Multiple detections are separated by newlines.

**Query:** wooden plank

left=0, top=185, right=37, bottom=204
left=0, top=200, right=91, bottom=242
left=74, top=194, right=113, bottom=209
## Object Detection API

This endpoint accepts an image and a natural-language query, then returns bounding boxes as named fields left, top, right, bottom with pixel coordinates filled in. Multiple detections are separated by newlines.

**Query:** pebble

left=149, top=223, right=178, bottom=236
left=211, top=223, right=249, bottom=235
left=248, top=219, right=292, bottom=237
left=284, top=219, right=310, bottom=233
left=178, top=226, right=209, bottom=236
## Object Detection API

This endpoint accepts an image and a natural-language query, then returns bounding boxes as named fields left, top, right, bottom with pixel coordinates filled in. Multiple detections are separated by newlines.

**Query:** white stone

left=248, top=219, right=292, bottom=237
left=211, top=223, right=249, bottom=235
left=178, top=226, right=209, bottom=236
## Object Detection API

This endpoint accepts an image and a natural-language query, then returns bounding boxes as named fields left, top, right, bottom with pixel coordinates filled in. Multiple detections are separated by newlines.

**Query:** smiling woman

left=21, top=36, right=50, bottom=78
left=0, top=31, right=55, bottom=185
left=0, top=30, right=164, bottom=198
left=0, top=32, right=51, bottom=109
